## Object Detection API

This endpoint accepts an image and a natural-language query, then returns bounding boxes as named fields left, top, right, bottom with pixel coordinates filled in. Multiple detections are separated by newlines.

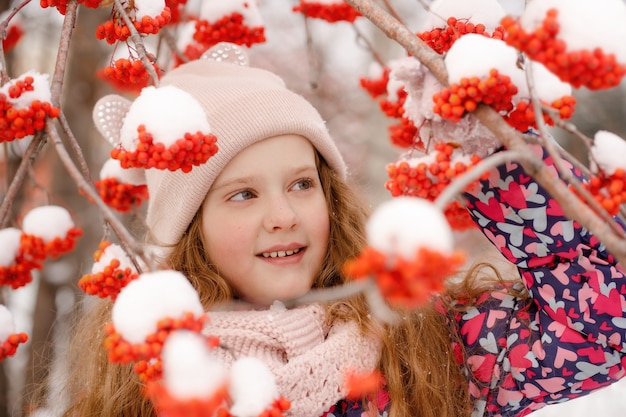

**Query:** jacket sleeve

left=459, top=144, right=626, bottom=416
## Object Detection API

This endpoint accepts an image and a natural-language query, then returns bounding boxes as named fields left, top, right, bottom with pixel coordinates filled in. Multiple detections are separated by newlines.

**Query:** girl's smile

left=201, top=134, right=330, bottom=305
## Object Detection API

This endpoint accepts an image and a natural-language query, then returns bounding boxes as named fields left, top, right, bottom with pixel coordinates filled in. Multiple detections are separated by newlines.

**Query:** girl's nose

left=263, top=195, right=299, bottom=232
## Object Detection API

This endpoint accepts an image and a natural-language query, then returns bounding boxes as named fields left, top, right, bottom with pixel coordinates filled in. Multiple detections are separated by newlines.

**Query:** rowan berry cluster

left=378, top=88, right=420, bottom=148
left=95, top=7, right=172, bottom=44
left=0, top=255, right=37, bottom=290
left=104, top=312, right=208, bottom=382
left=194, top=13, right=266, bottom=49
left=0, top=76, right=60, bottom=143
left=292, top=1, right=361, bottom=23
left=385, top=142, right=482, bottom=229
left=146, top=382, right=230, bottom=417
left=20, top=228, right=83, bottom=263
left=359, top=67, right=390, bottom=99
left=505, top=95, right=576, bottom=131
left=0, top=333, right=29, bottom=361
left=39, top=0, right=103, bottom=15
left=343, top=246, right=466, bottom=309
left=418, top=17, right=505, bottom=54
left=501, top=10, right=626, bottom=90
left=94, top=176, right=149, bottom=213
left=344, top=369, right=384, bottom=400
left=78, top=241, right=139, bottom=300
left=110, top=125, right=218, bottom=173
left=433, top=69, right=518, bottom=122
left=99, top=58, right=159, bottom=93
left=576, top=168, right=626, bottom=215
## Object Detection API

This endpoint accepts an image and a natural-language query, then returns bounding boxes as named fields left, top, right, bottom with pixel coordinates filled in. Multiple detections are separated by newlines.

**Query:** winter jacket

left=323, top=145, right=626, bottom=417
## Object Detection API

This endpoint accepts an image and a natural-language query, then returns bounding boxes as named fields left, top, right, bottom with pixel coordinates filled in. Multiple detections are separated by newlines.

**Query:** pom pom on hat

left=93, top=44, right=347, bottom=248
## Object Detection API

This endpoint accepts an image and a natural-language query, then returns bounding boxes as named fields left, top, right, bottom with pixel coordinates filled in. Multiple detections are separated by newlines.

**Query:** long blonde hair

left=56, top=154, right=524, bottom=417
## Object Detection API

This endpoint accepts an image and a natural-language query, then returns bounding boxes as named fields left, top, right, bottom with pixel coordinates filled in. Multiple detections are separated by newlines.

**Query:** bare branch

left=0, top=133, right=47, bottom=228
left=46, top=123, right=152, bottom=272
left=57, top=112, right=92, bottom=183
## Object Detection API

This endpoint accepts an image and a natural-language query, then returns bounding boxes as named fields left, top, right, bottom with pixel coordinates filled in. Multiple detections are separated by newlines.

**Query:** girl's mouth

left=260, top=247, right=302, bottom=258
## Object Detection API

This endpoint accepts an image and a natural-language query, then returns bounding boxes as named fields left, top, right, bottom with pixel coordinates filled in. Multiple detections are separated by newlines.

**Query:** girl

left=61, top=49, right=626, bottom=417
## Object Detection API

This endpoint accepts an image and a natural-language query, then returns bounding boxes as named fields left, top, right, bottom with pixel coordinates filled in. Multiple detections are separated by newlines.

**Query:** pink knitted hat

left=93, top=45, right=347, bottom=247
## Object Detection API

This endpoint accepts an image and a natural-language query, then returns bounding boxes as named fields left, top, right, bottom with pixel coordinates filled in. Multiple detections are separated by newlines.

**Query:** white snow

left=134, top=0, right=166, bottom=19
left=444, top=34, right=571, bottom=102
left=91, top=243, right=136, bottom=274
left=422, top=0, right=506, bottom=32
left=520, top=0, right=626, bottom=63
left=229, top=357, right=280, bottom=417
left=0, top=305, right=16, bottom=340
left=366, top=197, right=454, bottom=259
left=0, top=71, right=52, bottom=109
left=111, top=270, right=204, bottom=344
left=21, top=205, right=75, bottom=243
left=119, top=85, right=212, bottom=151
left=161, top=331, right=227, bottom=400
left=200, top=0, right=263, bottom=27
left=99, top=158, right=146, bottom=185
left=0, top=227, right=22, bottom=267
left=590, top=131, right=626, bottom=175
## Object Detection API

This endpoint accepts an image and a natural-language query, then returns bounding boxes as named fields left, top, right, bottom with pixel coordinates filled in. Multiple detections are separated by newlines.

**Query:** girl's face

left=201, top=135, right=330, bottom=305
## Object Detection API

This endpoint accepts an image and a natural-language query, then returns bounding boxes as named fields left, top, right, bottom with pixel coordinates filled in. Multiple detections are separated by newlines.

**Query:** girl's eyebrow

left=212, top=164, right=318, bottom=191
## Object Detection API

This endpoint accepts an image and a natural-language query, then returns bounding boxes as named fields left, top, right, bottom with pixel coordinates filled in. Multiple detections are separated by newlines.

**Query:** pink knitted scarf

left=203, top=303, right=381, bottom=417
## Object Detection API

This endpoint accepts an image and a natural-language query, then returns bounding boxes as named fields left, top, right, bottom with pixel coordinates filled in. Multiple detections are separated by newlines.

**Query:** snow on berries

left=0, top=71, right=60, bottom=143
left=229, top=357, right=290, bottom=417
left=78, top=241, right=139, bottom=300
left=343, top=197, right=466, bottom=309
left=0, top=227, right=36, bottom=289
left=95, top=0, right=171, bottom=44
left=0, top=305, right=28, bottom=361
left=95, top=158, right=149, bottom=213
left=104, top=270, right=207, bottom=381
left=146, top=331, right=229, bottom=417
left=576, top=131, right=626, bottom=215
left=20, top=205, right=82, bottom=265
left=292, top=0, right=361, bottom=23
left=193, top=1, right=266, bottom=49
left=501, top=0, right=626, bottom=90
left=146, top=333, right=290, bottom=417
left=417, top=0, right=506, bottom=54
left=111, top=85, right=218, bottom=173
left=435, top=34, right=576, bottom=131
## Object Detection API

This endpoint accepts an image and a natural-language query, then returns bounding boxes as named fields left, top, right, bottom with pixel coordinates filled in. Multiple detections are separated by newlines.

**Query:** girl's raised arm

left=457, top=143, right=626, bottom=416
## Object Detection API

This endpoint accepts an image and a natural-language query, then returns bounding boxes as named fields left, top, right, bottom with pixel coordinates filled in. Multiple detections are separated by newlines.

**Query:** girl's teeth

left=262, top=248, right=300, bottom=258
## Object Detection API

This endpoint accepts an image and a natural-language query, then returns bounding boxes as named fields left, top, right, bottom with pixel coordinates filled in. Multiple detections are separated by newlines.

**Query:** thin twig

left=282, top=279, right=374, bottom=308
left=352, top=23, right=386, bottom=67
left=525, top=62, right=624, bottom=237
left=113, top=0, right=160, bottom=87
left=434, top=150, right=524, bottom=210
left=0, top=132, right=46, bottom=228
left=58, top=111, right=92, bottom=183
left=0, top=0, right=32, bottom=84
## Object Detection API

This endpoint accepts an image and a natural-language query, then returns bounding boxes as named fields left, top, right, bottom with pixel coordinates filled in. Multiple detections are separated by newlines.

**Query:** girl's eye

left=229, top=190, right=256, bottom=201
left=292, top=178, right=313, bottom=191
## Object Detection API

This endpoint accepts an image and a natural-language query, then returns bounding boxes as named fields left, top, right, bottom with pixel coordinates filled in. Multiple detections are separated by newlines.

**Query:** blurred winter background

left=1, top=0, right=626, bottom=416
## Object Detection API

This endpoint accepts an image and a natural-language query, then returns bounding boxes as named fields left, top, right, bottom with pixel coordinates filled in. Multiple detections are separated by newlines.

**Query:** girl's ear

left=92, top=94, right=132, bottom=147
